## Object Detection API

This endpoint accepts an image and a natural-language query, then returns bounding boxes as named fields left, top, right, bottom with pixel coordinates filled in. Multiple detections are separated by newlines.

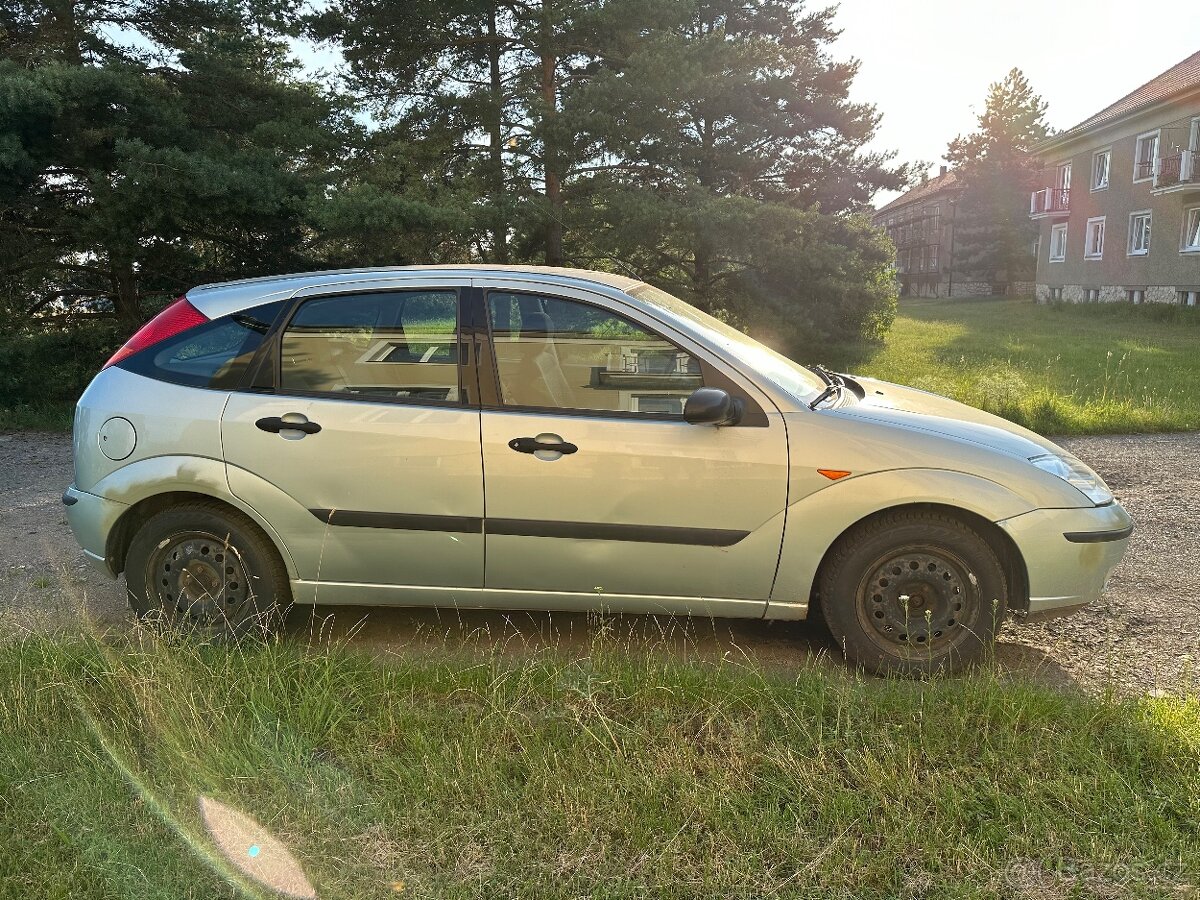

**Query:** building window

left=1179, top=290, right=1198, bottom=307
left=1091, top=148, right=1110, bottom=190
left=1126, top=288, right=1145, bottom=304
left=929, top=245, right=939, bottom=273
left=1049, top=223, right=1068, bottom=261
left=1085, top=288, right=1101, bottom=302
left=1133, top=131, right=1159, bottom=182
left=1183, top=208, right=1200, bottom=252
left=1084, top=216, right=1105, bottom=259
left=1128, top=211, right=1152, bottom=256
left=1048, top=287, right=1063, bottom=301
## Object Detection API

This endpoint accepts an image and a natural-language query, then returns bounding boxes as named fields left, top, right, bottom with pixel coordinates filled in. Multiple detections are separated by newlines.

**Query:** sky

left=832, top=0, right=1200, bottom=205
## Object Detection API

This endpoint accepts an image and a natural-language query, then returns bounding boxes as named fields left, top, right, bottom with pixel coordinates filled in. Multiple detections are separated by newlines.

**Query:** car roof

left=186, top=265, right=644, bottom=318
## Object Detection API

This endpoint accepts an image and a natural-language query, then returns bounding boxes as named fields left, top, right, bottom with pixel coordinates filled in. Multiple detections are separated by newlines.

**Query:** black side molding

left=486, top=518, right=749, bottom=546
left=307, top=509, right=749, bottom=546
left=309, top=509, right=483, bottom=533
left=1063, top=524, right=1134, bottom=544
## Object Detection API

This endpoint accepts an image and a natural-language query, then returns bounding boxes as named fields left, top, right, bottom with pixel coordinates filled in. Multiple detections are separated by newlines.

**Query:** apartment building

left=1031, top=50, right=1200, bottom=305
left=872, top=166, right=1001, bottom=298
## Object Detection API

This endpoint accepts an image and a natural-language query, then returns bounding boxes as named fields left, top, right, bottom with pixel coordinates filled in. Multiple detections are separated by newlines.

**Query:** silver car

left=64, top=266, right=1133, bottom=674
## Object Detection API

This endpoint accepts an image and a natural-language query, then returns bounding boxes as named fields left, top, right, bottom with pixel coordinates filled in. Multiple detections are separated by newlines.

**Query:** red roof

left=873, top=171, right=959, bottom=217
left=1056, top=50, right=1200, bottom=139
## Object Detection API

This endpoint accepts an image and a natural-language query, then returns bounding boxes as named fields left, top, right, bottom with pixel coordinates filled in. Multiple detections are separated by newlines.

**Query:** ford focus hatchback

left=64, top=266, right=1133, bottom=674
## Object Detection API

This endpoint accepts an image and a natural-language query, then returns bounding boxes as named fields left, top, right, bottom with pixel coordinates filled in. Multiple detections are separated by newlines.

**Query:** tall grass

left=2, top=629, right=1197, bottom=899
left=824, top=297, right=1200, bottom=434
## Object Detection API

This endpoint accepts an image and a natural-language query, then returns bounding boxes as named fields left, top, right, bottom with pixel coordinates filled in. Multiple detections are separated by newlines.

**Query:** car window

left=280, top=291, right=460, bottom=401
left=487, top=292, right=703, bottom=415
left=121, top=300, right=285, bottom=389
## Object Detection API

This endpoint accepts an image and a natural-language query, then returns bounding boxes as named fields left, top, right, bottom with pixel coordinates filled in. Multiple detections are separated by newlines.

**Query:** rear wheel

left=818, top=510, right=1008, bottom=676
left=125, top=501, right=289, bottom=640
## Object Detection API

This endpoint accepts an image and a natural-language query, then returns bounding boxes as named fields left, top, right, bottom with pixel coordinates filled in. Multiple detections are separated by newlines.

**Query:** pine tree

left=564, top=0, right=906, bottom=343
left=946, top=68, right=1050, bottom=287
left=0, top=0, right=354, bottom=326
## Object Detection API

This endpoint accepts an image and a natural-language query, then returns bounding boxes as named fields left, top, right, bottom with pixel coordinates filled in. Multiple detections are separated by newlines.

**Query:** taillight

left=104, top=297, right=209, bottom=369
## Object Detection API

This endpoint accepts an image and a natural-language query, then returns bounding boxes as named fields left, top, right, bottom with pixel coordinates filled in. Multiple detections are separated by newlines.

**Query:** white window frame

left=1133, top=130, right=1159, bottom=183
left=1127, top=210, right=1152, bottom=256
left=1049, top=223, right=1068, bottom=262
left=1084, top=216, right=1106, bottom=259
left=1091, top=147, right=1111, bottom=191
left=1183, top=207, right=1200, bottom=253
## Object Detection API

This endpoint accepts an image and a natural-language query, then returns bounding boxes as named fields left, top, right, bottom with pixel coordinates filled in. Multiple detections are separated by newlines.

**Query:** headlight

left=1028, top=454, right=1113, bottom=505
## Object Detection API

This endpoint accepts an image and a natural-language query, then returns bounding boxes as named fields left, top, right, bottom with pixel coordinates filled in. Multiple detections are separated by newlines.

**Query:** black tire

left=818, top=510, right=1007, bottom=676
left=125, top=501, right=290, bottom=640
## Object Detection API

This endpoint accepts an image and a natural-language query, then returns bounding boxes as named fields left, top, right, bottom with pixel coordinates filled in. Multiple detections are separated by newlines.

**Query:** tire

left=124, top=501, right=290, bottom=640
left=818, top=510, right=1008, bottom=676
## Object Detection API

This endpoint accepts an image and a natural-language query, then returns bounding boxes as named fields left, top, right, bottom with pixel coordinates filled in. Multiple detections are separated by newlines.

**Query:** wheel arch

left=809, top=502, right=1030, bottom=616
left=106, top=490, right=297, bottom=580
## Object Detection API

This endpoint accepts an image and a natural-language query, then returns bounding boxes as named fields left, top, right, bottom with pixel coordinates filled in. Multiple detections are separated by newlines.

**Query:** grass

left=825, top=297, right=1200, bottom=435
left=1, top=631, right=1198, bottom=899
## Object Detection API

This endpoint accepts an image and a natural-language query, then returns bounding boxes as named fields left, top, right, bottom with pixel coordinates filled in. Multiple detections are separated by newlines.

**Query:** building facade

left=871, top=168, right=995, bottom=298
left=1031, top=51, right=1200, bottom=306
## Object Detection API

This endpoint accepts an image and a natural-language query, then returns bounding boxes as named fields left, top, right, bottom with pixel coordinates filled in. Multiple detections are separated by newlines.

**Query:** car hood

left=831, top=375, right=1066, bottom=462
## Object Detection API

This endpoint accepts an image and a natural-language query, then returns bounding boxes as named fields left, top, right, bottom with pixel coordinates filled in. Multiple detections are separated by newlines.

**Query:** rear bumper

left=998, top=501, right=1133, bottom=618
left=62, top=484, right=127, bottom=578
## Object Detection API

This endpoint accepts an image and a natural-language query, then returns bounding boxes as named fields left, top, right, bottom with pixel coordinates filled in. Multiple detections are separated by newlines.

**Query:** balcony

left=1152, top=150, right=1199, bottom=196
left=1029, top=187, right=1070, bottom=219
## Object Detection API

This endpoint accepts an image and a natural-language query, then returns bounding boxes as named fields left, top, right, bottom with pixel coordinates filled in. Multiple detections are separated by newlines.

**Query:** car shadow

left=283, top=603, right=1083, bottom=691
left=286, top=603, right=845, bottom=672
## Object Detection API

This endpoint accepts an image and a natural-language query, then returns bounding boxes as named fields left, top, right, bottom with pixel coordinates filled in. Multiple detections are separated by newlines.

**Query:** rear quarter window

left=119, top=300, right=285, bottom=389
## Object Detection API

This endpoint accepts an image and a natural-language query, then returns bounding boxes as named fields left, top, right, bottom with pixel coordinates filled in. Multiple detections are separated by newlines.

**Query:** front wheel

left=125, top=501, right=289, bottom=640
left=818, top=510, right=1008, bottom=676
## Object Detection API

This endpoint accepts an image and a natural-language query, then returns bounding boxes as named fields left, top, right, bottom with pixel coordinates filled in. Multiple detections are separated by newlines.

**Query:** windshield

left=629, top=284, right=827, bottom=404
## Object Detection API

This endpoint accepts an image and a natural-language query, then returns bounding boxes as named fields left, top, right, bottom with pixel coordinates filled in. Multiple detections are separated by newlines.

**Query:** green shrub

left=0, top=321, right=125, bottom=422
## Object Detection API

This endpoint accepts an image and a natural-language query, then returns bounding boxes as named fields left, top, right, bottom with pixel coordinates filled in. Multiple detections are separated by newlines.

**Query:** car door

left=472, top=278, right=790, bottom=615
left=222, top=281, right=484, bottom=605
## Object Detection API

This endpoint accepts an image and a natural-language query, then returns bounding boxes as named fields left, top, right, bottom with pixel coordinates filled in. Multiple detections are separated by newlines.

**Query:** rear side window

left=279, top=291, right=460, bottom=402
left=119, top=301, right=284, bottom=389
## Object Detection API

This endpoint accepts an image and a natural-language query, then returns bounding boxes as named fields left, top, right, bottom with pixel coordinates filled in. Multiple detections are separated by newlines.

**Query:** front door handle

left=256, top=415, right=322, bottom=435
left=508, top=436, right=578, bottom=455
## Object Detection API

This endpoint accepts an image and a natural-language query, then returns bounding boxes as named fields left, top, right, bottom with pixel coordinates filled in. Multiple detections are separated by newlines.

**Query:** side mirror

left=683, top=387, right=743, bottom=426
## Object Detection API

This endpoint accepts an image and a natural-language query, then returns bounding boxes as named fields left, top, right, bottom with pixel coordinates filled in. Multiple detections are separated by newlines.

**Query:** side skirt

left=289, top=580, right=767, bottom=619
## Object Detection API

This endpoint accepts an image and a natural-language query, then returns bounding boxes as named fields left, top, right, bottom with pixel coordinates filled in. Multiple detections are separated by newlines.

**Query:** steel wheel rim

left=854, top=544, right=980, bottom=657
left=145, top=530, right=254, bottom=630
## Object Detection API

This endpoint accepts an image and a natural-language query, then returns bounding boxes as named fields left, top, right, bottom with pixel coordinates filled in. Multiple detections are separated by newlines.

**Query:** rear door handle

left=256, top=416, right=322, bottom=435
left=508, top=436, right=577, bottom=455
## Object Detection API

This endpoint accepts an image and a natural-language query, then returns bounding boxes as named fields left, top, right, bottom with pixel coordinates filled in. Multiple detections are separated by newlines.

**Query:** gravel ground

left=2, top=430, right=1196, bottom=695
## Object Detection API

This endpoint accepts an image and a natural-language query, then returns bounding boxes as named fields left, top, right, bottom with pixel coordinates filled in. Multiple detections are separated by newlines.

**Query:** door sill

left=290, top=580, right=766, bottom=618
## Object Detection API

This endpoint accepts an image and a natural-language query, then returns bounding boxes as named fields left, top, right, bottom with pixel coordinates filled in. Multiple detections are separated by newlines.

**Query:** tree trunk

left=539, top=5, right=564, bottom=266
left=487, top=4, right=509, bottom=264
left=45, top=0, right=84, bottom=65
left=110, top=259, right=142, bottom=327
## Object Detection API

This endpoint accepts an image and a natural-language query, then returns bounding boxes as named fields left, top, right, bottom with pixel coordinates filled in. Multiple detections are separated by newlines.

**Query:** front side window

left=1134, top=132, right=1159, bottom=181
left=1184, top=208, right=1200, bottom=252
left=487, top=292, right=702, bottom=415
left=1049, top=223, right=1068, bottom=261
left=1092, top=148, right=1110, bottom=190
left=121, top=300, right=284, bottom=389
left=1128, top=211, right=1152, bottom=256
left=280, top=290, right=460, bottom=401
left=1084, top=216, right=1106, bottom=259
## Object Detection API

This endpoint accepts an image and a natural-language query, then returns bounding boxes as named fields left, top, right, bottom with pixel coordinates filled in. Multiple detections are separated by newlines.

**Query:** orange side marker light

left=817, top=469, right=852, bottom=480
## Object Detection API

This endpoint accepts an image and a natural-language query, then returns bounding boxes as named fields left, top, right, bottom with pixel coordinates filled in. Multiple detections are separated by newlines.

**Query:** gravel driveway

left=2, top=430, right=1196, bottom=695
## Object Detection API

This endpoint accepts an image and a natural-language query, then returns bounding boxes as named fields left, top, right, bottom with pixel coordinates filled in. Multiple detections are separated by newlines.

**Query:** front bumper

left=62, top=484, right=127, bottom=578
left=998, top=501, right=1133, bottom=618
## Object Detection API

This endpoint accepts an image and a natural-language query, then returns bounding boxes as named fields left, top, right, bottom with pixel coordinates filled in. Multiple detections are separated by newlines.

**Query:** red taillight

left=104, top=297, right=209, bottom=369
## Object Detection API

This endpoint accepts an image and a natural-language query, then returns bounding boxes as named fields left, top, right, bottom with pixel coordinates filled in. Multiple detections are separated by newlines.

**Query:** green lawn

left=825, top=297, right=1200, bottom=435
left=2, top=634, right=1198, bottom=899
